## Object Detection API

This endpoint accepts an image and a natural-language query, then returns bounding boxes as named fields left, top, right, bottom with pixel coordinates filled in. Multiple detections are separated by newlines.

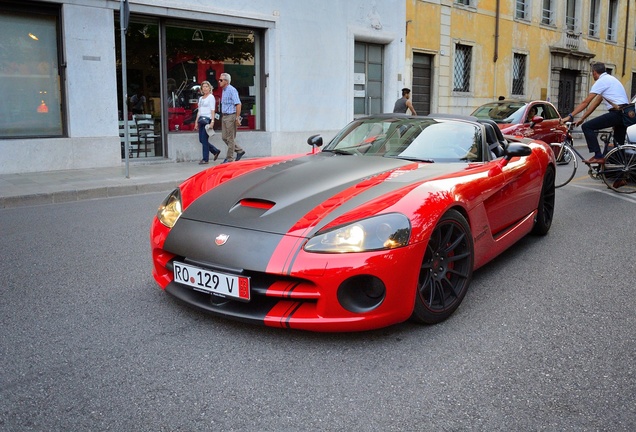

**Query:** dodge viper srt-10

left=151, top=114, right=556, bottom=332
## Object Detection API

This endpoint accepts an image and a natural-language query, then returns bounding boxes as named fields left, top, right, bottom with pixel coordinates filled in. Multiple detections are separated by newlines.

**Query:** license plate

left=173, top=261, right=250, bottom=301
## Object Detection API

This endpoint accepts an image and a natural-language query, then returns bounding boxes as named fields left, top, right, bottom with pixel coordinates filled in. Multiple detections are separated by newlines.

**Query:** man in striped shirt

left=218, top=73, right=246, bottom=163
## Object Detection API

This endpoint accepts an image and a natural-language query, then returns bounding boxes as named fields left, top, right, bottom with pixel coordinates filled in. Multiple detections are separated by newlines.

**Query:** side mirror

left=494, top=143, right=532, bottom=170
left=529, top=115, right=544, bottom=128
left=505, top=143, right=532, bottom=158
left=307, top=134, right=323, bottom=147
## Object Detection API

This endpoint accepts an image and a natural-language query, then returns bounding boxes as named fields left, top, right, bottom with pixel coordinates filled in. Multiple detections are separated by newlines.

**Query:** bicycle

left=551, top=122, right=636, bottom=193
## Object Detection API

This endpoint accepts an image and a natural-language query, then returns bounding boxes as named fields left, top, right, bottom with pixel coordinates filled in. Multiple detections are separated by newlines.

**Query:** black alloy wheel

left=412, top=209, right=474, bottom=324
left=532, top=166, right=555, bottom=235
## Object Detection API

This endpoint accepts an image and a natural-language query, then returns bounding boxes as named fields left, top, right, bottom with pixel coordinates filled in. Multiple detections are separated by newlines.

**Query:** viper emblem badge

left=215, top=234, right=229, bottom=246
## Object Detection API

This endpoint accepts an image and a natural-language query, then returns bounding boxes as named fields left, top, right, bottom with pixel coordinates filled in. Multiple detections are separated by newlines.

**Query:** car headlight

left=304, top=213, right=411, bottom=253
left=157, top=188, right=182, bottom=228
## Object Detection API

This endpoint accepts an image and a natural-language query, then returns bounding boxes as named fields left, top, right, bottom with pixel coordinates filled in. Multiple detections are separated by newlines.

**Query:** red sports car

left=471, top=100, right=567, bottom=145
left=151, top=114, right=556, bottom=332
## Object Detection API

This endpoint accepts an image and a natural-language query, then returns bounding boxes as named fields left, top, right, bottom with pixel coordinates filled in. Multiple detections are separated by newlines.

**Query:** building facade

left=3, top=0, right=635, bottom=176
left=405, top=0, right=636, bottom=118
left=0, top=0, right=406, bottom=174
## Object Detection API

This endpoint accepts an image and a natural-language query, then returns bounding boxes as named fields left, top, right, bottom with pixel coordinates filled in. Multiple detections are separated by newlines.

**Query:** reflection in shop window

left=0, top=9, right=63, bottom=138
left=166, top=25, right=258, bottom=132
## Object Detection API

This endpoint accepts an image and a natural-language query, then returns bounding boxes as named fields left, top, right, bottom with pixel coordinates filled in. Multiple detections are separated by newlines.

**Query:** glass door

left=115, top=18, right=163, bottom=158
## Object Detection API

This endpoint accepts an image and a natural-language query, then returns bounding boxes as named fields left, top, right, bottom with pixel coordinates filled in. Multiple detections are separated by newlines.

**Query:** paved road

left=1, top=180, right=635, bottom=431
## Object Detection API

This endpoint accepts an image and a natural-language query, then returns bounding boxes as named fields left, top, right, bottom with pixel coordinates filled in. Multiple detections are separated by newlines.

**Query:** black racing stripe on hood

left=180, top=153, right=412, bottom=234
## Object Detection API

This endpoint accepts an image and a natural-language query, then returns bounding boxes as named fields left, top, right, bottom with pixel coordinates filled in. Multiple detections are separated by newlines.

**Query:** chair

left=133, top=114, right=160, bottom=157
left=119, top=120, right=139, bottom=158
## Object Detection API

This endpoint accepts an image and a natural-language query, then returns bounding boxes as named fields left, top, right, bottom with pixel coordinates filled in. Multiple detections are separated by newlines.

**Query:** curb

left=0, top=180, right=180, bottom=209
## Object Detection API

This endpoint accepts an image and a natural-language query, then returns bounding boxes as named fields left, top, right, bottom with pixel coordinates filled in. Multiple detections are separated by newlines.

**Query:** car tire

left=411, top=209, right=474, bottom=325
left=531, top=165, right=555, bottom=236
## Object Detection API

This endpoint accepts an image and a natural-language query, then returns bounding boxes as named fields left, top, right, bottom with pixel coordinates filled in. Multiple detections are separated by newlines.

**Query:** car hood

left=179, top=152, right=457, bottom=236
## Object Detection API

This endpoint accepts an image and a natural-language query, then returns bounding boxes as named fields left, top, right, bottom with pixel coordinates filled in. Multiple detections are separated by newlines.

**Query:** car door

left=528, top=103, right=565, bottom=144
left=480, top=123, right=541, bottom=234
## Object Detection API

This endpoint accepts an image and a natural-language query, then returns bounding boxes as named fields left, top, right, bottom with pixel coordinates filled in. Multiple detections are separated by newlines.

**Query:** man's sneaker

left=236, top=150, right=246, bottom=161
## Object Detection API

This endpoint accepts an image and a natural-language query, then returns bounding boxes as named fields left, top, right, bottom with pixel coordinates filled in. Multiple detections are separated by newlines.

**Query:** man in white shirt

left=561, top=62, right=630, bottom=164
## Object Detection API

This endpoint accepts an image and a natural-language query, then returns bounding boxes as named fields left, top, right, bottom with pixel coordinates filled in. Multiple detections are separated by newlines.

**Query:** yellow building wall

left=406, top=0, right=636, bottom=116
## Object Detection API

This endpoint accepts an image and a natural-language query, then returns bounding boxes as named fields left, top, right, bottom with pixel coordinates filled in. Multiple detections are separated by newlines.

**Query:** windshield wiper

left=324, top=149, right=354, bottom=155
left=391, top=156, right=435, bottom=163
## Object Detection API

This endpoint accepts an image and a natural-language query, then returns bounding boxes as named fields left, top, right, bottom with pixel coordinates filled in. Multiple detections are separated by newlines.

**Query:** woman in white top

left=194, top=81, right=221, bottom=164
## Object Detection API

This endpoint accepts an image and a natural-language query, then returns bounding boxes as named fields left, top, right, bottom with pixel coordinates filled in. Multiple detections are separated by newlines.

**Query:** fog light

left=337, top=275, right=386, bottom=313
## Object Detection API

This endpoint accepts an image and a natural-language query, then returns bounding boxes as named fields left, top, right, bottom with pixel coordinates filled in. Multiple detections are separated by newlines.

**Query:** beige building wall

left=406, top=0, right=636, bottom=117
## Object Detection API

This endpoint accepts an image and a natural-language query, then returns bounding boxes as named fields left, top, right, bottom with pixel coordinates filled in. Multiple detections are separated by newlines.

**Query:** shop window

left=0, top=4, right=64, bottom=138
left=116, top=17, right=261, bottom=159
left=165, top=24, right=259, bottom=133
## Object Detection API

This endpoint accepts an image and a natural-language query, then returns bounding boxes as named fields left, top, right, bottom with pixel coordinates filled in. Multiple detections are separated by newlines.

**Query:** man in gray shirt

left=393, top=88, right=417, bottom=115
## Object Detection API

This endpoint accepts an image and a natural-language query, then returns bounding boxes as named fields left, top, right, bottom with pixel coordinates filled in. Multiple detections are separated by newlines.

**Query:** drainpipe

left=493, top=0, right=500, bottom=99
left=493, top=0, right=500, bottom=63
left=622, top=0, right=631, bottom=76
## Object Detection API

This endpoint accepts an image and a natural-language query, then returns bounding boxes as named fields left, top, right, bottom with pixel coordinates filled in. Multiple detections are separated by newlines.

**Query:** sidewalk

left=0, top=137, right=590, bottom=209
left=0, top=160, right=207, bottom=209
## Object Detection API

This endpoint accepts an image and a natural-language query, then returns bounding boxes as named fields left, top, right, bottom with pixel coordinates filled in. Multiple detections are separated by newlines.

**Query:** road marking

left=569, top=183, right=636, bottom=204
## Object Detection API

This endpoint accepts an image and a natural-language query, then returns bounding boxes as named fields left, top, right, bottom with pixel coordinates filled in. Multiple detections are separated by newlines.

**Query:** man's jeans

left=581, top=110, right=626, bottom=156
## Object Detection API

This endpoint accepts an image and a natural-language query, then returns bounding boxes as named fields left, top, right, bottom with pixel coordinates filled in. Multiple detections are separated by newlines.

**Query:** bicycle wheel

left=600, top=144, right=636, bottom=194
left=553, top=145, right=577, bottom=188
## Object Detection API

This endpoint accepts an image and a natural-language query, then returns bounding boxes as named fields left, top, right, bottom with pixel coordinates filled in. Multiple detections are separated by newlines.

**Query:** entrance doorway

left=558, top=70, right=577, bottom=115
left=116, top=20, right=163, bottom=159
left=412, top=53, right=433, bottom=116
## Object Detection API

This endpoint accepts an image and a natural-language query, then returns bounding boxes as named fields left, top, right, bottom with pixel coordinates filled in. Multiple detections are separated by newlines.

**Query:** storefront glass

left=165, top=24, right=258, bottom=132
left=0, top=8, right=63, bottom=138
left=116, top=16, right=260, bottom=159
left=116, top=19, right=163, bottom=157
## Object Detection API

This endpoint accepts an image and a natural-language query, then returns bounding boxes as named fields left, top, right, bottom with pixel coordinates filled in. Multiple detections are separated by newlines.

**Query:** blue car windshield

left=323, top=118, right=483, bottom=163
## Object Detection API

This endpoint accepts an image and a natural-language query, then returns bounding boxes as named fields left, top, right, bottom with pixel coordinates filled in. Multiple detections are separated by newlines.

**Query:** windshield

left=323, top=118, right=483, bottom=163
left=471, top=102, right=527, bottom=124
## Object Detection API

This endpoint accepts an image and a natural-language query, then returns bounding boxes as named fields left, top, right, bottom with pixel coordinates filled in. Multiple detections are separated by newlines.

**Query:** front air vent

left=228, top=198, right=276, bottom=217
left=238, top=199, right=275, bottom=210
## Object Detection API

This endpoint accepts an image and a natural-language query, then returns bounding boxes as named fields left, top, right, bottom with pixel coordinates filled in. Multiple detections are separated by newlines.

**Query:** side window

left=542, top=104, right=559, bottom=120
left=532, top=104, right=546, bottom=119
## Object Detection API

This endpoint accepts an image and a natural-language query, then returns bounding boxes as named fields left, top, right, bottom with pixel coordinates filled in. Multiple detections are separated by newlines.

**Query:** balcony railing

left=565, top=32, right=580, bottom=50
